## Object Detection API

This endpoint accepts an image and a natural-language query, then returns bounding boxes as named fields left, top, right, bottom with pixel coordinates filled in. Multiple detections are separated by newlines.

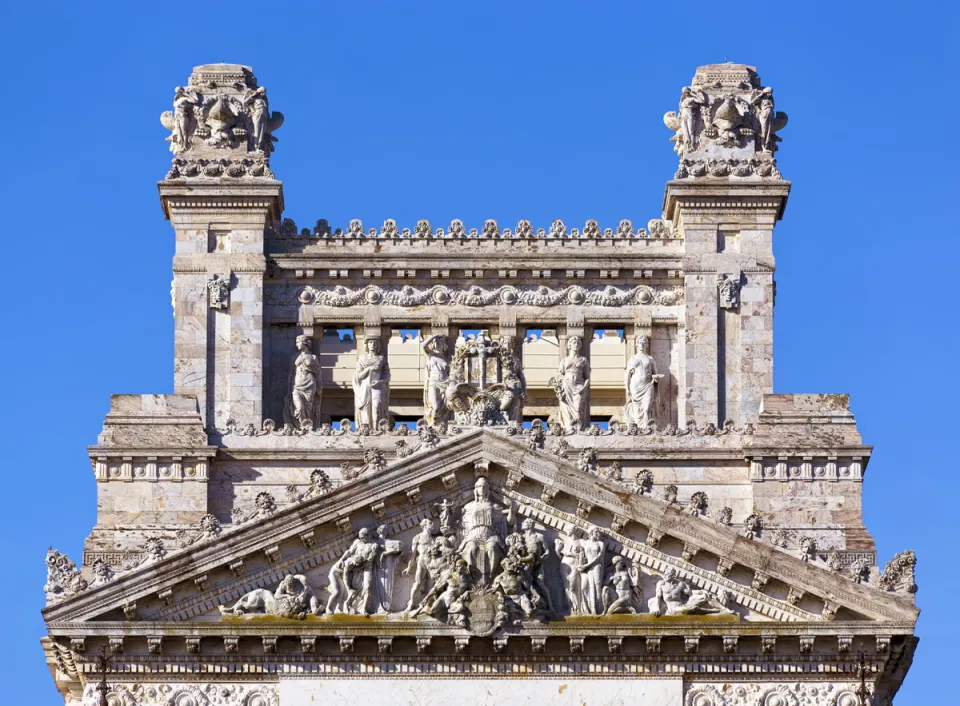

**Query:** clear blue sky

left=1, top=1, right=956, bottom=702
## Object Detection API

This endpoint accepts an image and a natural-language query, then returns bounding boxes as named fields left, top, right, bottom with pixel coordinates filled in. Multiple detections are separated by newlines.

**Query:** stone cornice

left=158, top=180, right=284, bottom=221
left=45, top=431, right=915, bottom=626
left=663, top=180, right=792, bottom=221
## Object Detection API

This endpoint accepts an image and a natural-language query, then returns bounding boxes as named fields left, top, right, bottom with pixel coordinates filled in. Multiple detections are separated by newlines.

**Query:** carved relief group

left=217, top=478, right=736, bottom=634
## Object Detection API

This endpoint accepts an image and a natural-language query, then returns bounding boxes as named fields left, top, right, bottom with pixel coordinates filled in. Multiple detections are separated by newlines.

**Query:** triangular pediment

left=43, top=430, right=918, bottom=632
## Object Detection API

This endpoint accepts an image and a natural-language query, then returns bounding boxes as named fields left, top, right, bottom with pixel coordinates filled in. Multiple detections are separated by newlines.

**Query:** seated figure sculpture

left=458, top=477, right=515, bottom=587
left=219, top=574, right=321, bottom=619
left=647, top=567, right=733, bottom=617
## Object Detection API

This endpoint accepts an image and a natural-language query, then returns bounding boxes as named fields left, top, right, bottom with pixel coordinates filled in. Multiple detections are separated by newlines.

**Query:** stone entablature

left=41, top=62, right=917, bottom=706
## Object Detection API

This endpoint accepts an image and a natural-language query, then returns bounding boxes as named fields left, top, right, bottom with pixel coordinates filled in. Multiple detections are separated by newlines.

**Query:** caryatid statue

left=458, top=477, right=515, bottom=587
left=623, top=335, right=663, bottom=429
left=285, top=334, right=323, bottom=431
left=552, top=335, right=591, bottom=432
left=353, top=337, right=390, bottom=430
left=422, top=334, right=451, bottom=426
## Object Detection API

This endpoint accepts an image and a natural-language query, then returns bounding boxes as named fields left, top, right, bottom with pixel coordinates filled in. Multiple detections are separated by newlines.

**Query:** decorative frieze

left=297, top=283, right=683, bottom=309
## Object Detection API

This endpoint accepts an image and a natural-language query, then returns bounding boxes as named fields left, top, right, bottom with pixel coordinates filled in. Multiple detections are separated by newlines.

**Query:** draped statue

left=284, top=334, right=322, bottom=431
left=458, top=478, right=515, bottom=587
left=623, top=335, right=662, bottom=428
left=353, top=337, right=390, bottom=429
left=551, top=335, right=590, bottom=432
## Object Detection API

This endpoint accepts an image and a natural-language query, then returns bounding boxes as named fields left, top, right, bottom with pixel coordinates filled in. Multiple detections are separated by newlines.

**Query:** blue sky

left=1, top=1, right=956, bottom=702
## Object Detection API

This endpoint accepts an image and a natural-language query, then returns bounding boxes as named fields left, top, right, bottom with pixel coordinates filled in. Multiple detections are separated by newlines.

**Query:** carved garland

left=296, top=283, right=684, bottom=308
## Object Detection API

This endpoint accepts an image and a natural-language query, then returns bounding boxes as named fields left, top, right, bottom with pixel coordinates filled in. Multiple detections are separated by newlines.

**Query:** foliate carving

left=685, top=491, right=709, bottom=518
left=743, top=513, right=763, bottom=540
left=849, top=558, right=872, bottom=585
left=285, top=469, right=330, bottom=504
left=717, top=273, right=741, bottom=309
left=294, top=216, right=681, bottom=240
left=296, top=283, right=683, bottom=309
left=283, top=334, right=322, bottom=432
left=342, top=448, right=388, bottom=481
left=799, top=536, right=818, bottom=563
left=687, top=683, right=868, bottom=706
left=206, top=274, right=230, bottom=310
left=635, top=469, right=654, bottom=495
left=662, top=484, right=679, bottom=505
left=648, top=567, right=734, bottom=617
left=879, top=550, right=917, bottom=594
left=44, top=548, right=88, bottom=604
left=89, top=558, right=116, bottom=588
left=160, top=64, right=283, bottom=180
left=684, top=684, right=727, bottom=706
left=664, top=63, right=787, bottom=180
left=230, top=491, right=278, bottom=525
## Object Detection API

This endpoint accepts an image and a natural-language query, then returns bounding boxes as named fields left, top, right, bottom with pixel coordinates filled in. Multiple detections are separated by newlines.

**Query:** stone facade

left=41, top=62, right=917, bottom=705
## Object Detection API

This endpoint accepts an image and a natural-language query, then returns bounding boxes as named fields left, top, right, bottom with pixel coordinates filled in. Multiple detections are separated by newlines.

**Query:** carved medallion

left=467, top=592, right=501, bottom=637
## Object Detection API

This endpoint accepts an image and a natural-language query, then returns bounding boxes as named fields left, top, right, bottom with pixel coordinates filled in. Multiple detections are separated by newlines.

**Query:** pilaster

left=664, top=180, right=789, bottom=425
left=160, top=181, right=283, bottom=430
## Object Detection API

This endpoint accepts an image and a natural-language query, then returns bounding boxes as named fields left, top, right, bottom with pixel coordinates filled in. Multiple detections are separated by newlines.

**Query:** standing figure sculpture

left=555, top=526, right=584, bottom=614
left=458, top=478, right=515, bottom=587
left=519, top=518, right=555, bottom=613
left=577, top=526, right=606, bottom=615
left=422, top=334, right=451, bottom=426
left=678, top=86, right=708, bottom=153
left=623, top=335, right=663, bottom=429
left=353, top=337, right=390, bottom=430
left=403, top=519, right=437, bottom=612
left=374, top=524, right=404, bottom=613
left=243, top=86, right=270, bottom=152
left=285, top=334, right=323, bottom=431
left=552, top=336, right=591, bottom=433
left=325, top=528, right=383, bottom=616
left=167, top=86, right=200, bottom=154
left=750, top=87, right=775, bottom=153
left=499, top=334, right=527, bottom=423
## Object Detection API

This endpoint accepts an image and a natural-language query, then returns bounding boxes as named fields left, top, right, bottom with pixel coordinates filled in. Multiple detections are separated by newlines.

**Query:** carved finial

left=665, top=64, right=786, bottom=181
left=161, top=64, right=282, bottom=180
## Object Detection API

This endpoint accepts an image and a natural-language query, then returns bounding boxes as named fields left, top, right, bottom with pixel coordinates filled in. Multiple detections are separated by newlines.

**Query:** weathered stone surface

left=39, top=62, right=916, bottom=706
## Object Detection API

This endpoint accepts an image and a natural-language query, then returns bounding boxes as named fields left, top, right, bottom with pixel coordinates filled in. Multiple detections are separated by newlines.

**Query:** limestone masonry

left=41, top=62, right=918, bottom=705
